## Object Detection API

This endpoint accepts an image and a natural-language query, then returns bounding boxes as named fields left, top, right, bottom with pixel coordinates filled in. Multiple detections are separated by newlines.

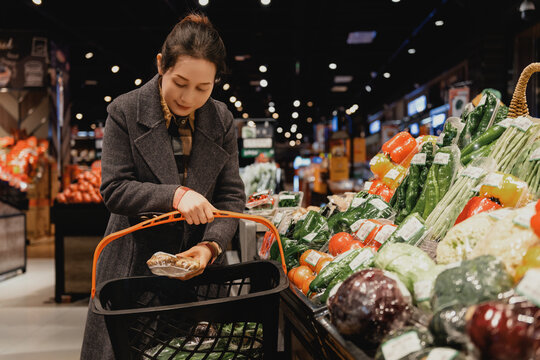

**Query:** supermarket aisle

left=0, top=257, right=88, bottom=360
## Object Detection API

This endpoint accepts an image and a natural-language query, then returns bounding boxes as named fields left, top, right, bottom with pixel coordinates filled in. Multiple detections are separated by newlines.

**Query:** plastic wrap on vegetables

left=385, top=212, right=426, bottom=246
left=437, top=209, right=514, bottom=265
left=411, top=145, right=461, bottom=221
left=431, top=255, right=514, bottom=313
left=458, top=94, right=488, bottom=148
left=437, top=117, right=464, bottom=147
left=425, top=157, right=497, bottom=241
left=292, top=210, right=328, bottom=240
left=470, top=203, right=540, bottom=277
left=514, top=245, right=540, bottom=282
left=328, top=194, right=395, bottom=234
left=269, top=237, right=308, bottom=270
left=466, top=295, right=540, bottom=360
left=382, top=131, right=418, bottom=165
left=478, top=171, right=529, bottom=208
left=490, top=116, right=540, bottom=173
left=401, top=347, right=468, bottom=360
left=328, top=268, right=412, bottom=348
left=429, top=304, right=471, bottom=349
left=515, top=138, right=540, bottom=199
left=277, top=191, right=303, bottom=208
left=374, top=326, right=434, bottom=360
left=453, top=195, right=502, bottom=225
left=309, top=247, right=365, bottom=293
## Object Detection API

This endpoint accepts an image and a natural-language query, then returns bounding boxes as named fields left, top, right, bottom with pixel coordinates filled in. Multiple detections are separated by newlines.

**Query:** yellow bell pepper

left=479, top=172, right=528, bottom=208
left=369, top=153, right=394, bottom=179
left=381, top=164, right=407, bottom=190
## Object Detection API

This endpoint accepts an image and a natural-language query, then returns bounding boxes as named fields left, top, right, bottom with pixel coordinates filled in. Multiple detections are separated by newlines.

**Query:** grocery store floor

left=0, top=238, right=242, bottom=360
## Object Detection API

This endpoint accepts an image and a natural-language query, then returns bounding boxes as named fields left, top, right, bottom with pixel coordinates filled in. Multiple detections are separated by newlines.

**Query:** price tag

left=364, top=181, right=373, bottom=191
left=351, top=197, right=367, bottom=208
left=413, top=279, right=433, bottom=302
left=483, top=173, right=504, bottom=188
left=384, top=168, right=400, bottom=180
left=529, top=147, right=540, bottom=161
left=373, top=225, right=396, bottom=245
left=303, top=232, right=318, bottom=242
left=433, top=152, right=450, bottom=165
left=273, top=212, right=284, bottom=225
left=478, top=94, right=487, bottom=106
left=350, top=219, right=366, bottom=233
left=397, top=216, right=424, bottom=241
left=381, top=331, right=423, bottom=360
left=304, top=251, right=322, bottom=267
left=411, top=153, right=427, bottom=166
left=512, top=116, right=533, bottom=132
left=461, top=166, right=485, bottom=179
left=355, top=221, right=377, bottom=242
left=488, top=208, right=514, bottom=221
left=279, top=194, right=296, bottom=201
left=498, top=118, right=513, bottom=128
left=436, top=133, right=445, bottom=145
left=370, top=198, right=388, bottom=211
left=516, top=268, right=540, bottom=307
left=349, top=249, right=374, bottom=271
left=426, top=348, right=460, bottom=360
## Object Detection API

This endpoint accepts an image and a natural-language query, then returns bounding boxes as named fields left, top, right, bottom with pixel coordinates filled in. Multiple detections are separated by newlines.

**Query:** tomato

left=341, top=240, right=363, bottom=252
left=301, top=274, right=316, bottom=295
left=56, top=193, right=66, bottom=203
left=82, top=193, right=92, bottom=203
left=287, top=267, right=298, bottom=283
left=328, top=232, right=354, bottom=256
left=315, top=258, right=332, bottom=274
left=292, top=265, right=313, bottom=288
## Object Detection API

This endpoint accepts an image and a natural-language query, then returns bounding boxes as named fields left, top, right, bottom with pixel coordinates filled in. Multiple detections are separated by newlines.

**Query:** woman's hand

left=174, top=244, right=213, bottom=280
left=174, top=188, right=216, bottom=225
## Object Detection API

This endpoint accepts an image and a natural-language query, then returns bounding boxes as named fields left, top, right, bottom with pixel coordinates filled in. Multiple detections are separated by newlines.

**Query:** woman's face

left=158, top=55, right=216, bottom=116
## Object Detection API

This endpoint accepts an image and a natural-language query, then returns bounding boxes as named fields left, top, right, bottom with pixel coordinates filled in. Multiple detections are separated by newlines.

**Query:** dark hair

left=160, top=13, right=227, bottom=82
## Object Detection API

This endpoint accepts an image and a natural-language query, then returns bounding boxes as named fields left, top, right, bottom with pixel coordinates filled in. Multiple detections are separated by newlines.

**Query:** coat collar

left=134, top=74, right=229, bottom=193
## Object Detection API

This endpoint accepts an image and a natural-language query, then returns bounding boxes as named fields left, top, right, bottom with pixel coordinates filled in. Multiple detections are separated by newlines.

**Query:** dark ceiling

left=2, top=0, right=539, bottom=142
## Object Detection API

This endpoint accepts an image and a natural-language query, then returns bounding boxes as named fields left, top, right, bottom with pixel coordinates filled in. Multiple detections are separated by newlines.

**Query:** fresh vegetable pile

left=55, top=165, right=102, bottom=204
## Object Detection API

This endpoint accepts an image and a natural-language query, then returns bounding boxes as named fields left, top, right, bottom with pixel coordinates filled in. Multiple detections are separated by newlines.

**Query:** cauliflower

left=436, top=211, right=497, bottom=265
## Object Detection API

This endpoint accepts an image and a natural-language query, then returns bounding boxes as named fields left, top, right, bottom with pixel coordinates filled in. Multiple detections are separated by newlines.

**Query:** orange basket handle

left=91, top=210, right=287, bottom=298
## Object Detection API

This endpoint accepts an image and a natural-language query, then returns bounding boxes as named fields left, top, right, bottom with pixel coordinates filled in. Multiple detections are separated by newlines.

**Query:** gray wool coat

left=80, top=74, right=246, bottom=360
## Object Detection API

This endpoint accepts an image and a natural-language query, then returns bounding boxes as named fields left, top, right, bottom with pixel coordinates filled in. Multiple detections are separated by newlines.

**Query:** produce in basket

left=466, top=296, right=540, bottom=360
left=374, top=325, right=434, bottom=360
left=431, top=255, right=514, bottom=313
left=327, top=268, right=412, bottom=347
left=146, top=252, right=200, bottom=277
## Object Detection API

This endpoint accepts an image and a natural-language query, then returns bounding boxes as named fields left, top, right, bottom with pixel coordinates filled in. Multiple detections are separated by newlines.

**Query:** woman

left=81, top=13, right=245, bottom=359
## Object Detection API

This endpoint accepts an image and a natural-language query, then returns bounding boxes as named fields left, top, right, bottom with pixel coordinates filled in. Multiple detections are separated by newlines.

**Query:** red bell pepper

left=375, top=184, right=395, bottom=202
left=454, top=196, right=502, bottom=225
left=381, top=132, right=417, bottom=164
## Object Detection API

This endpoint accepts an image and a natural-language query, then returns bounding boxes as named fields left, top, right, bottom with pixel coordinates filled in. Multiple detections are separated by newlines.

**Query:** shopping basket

left=91, top=210, right=289, bottom=360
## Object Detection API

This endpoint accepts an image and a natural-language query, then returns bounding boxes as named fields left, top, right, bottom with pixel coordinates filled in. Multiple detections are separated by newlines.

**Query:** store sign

left=407, top=95, right=427, bottom=117
left=0, top=33, right=48, bottom=88
left=241, top=148, right=274, bottom=158
left=243, top=138, right=272, bottom=149
left=449, top=86, right=470, bottom=117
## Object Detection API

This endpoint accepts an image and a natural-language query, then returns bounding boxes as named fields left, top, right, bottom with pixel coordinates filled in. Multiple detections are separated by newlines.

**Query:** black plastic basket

left=90, top=211, right=290, bottom=360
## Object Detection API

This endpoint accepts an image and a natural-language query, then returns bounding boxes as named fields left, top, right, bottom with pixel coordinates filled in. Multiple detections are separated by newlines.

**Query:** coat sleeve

left=201, top=105, right=246, bottom=255
left=100, top=102, right=179, bottom=217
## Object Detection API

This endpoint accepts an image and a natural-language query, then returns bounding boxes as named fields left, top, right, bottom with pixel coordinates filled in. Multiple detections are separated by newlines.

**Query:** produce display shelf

left=0, top=180, right=28, bottom=211
left=281, top=287, right=372, bottom=360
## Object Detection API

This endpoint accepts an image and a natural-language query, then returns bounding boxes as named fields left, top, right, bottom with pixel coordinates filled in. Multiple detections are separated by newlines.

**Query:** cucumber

left=309, top=248, right=362, bottom=292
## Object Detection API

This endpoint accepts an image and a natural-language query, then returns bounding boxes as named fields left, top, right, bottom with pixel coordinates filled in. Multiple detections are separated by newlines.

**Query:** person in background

left=81, top=12, right=245, bottom=359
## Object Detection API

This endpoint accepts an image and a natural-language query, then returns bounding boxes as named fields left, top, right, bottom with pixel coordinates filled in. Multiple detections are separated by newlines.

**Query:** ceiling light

left=111, top=65, right=120, bottom=73
left=383, top=72, right=391, bottom=79
left=223, top=83, right=230, bottom=90
left=199, top=0, right=209, bottom=6
left=329, top=63, right=337, bottom=70
left=91, top=124, right=96, bottom=130
left=289, top=140, right=296, bottom=146
left=268, top=106, right=275, bottom=113
left=296, top=140, right=301, bottom=145
left=352, top=104, right=359, bottom=111
left=285, top=132, right=291, bottom=138
left=346, top=109, right=352, bottom=115
left=296, top=133, right=302, bottom=139
left=307, top=117, right=313, bottom=123
left=291, top=124, right=297, bottom=132
left=408, top=48, right=416, bottom=54
left=293, top=100, right=301, bottom=107
left=247, top=120, right=256, bottom=127
left=237, top=106, right=243, bottom=112
left=365, top=85, right=372, bottom=92
left=32, top=0, right=42, bottom=5
left=307, top=101, right=313, bottom=107
left=332, top=110, right=338, bottom=116
left=346, top=30, right=377, bottom=44
left=85, top=52, right=94, bottom=59
left=331, top=85, right=348, bottom=92
left=334, top=75, right=353, bottom=83
left=242, top=113, right=249, bottom=119
left=75, top=113, right=83, bottom=120
left=235, top=100, right=242, bottom=108
left=435, top=20, right=444, bottom=26
left=260, top=79, right=268, bottom=87
left=104, top=96, right=112, bottom=102
left=261, top=0, right=271, bottom=5
left=234, top=54, right=251, bottom=61
left=292, top=112, right=299, bottom=119
left=277, top=127, right=283, bottom=133
left=229, top=96, right=236, bottom=103
left=259, top=65, right=267, bottom=73
left=272, top=113, right=279, bottom=119
left=392, top=0, right=400, bottom=2
left=134, top=78, right=142, bottom=86
left=269, top=101, right=275, bottom=107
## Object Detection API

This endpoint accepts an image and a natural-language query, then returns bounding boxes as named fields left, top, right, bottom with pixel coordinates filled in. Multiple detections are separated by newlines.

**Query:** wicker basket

left=508, top=62, right=540, bottom=119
